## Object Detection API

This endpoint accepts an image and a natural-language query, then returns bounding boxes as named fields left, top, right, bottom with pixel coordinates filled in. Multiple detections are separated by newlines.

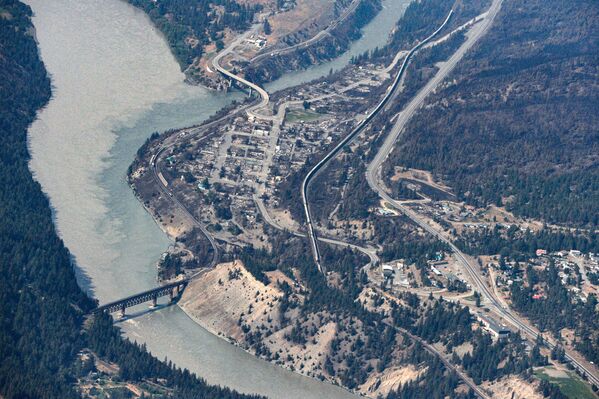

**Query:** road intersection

left=144, top=0, right=599, bottom=390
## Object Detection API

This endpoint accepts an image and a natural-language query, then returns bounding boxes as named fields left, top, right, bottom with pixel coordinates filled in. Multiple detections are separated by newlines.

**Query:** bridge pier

left=94, top=279, right=189, bottom=317
left=169, top=285, right=182, bottom=303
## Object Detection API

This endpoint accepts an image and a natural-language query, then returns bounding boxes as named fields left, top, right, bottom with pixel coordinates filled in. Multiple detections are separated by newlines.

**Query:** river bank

left=179, top=261, right=427, bottom=398
left=25, top=0, right=408, bottom=397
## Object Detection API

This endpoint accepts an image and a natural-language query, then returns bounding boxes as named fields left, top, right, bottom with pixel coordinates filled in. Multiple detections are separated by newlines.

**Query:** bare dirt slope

left=179, top=261, right=283, bottom=341
left=267, top=0, right=335, bottom=45
left=481, top=376, right=543, bottom=399
left=179, top=261, right=423, bottom=395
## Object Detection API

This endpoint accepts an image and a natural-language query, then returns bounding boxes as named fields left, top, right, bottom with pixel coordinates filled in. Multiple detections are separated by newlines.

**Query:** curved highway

left=253, top=199, right=490, bottom=399
left=211, top=26, right=271, bottom=120
left=301, top=10, right=453, bottom=272
left=364, top=0, right=599, bottom=387
left=251, top=0, right=362, bottom=64
left=148, top=100, right=258, bottom=270
left=212, top=0, right=365, bottom=121
left=254, top=194, right=380, bottom=267
left=399, top=327, right=492, bottom=399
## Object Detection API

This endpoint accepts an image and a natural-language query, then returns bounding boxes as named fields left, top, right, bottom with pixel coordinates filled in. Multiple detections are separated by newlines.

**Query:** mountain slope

left=384, top=0, right=599, bottom=227
left=0, top=1, right=261, bottom=398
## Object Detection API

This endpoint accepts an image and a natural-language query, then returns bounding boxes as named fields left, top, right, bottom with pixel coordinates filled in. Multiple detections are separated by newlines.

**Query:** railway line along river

left=25, top=0, right=408, bottom=397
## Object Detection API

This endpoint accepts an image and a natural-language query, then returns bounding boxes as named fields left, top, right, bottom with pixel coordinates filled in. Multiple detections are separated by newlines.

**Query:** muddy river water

left=25, top=0, right=408, bottom=397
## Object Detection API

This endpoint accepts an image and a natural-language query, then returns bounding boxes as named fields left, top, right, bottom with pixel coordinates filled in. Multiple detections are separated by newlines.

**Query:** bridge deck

left=95, top=279, right=188, bottom=314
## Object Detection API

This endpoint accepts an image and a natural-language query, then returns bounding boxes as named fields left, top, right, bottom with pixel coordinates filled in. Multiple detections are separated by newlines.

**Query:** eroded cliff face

left=178, top=261, right=335, bottom=378
left=179, top=261, right=287, bottom=343
left=244, top=34, right=350, bottom=84
left=178, top=261, right=431, bottom=397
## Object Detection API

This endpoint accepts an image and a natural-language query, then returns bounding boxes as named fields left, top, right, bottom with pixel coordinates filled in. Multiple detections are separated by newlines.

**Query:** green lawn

left=285, top=109, right=324, bottom=123
left=534, top=367, right=597, bottom=399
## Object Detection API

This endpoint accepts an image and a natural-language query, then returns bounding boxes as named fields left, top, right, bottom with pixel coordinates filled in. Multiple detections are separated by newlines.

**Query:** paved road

left=364, top=0, right=599, bottom=387
left=365, top=0, right=503, bottom=301
left=251, top=0, right=362, bottom=64
left=148, top=0, right=365, bottom=267
left=254, top=195, right=380, bottom=267
left=211, top=25, right=271, bottom=120
left=152, top=137, right=221, bottom=268
left=302, top=10, right=453, bottom=272
left=254, top=196, right=490, bottom=398
left=212, top=0, right=365, bottom=121
left=399, top=327, right=492, bottom=399
left=148, top=100, right=259, bottom=269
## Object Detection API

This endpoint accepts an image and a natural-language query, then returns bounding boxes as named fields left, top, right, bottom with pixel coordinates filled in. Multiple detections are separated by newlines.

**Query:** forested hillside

left=0, top=2, right=86, bottom=396
left=0, top=1, right=260, bottom=398
left=384, top=0, right=599, bottom=228
left=128, top=0, right=259, bottom=67
left=510, top=262, right=599, bottom=365
left=244, top=0, right=382, bottom=84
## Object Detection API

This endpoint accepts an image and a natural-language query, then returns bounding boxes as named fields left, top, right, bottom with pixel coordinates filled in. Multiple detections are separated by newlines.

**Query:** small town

left=4, top=0, right=599, bottom=398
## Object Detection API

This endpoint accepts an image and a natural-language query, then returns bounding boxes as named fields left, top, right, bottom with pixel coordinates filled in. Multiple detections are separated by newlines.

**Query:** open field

left=267, top=0, right=334, bottom=44
left=534, top=367, right=597, bottom=399
left=285, top=109, right=325, bottom=123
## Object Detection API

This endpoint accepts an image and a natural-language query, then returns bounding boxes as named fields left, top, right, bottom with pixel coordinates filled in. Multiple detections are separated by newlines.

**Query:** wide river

left=26, top=0, right=408, bottom=397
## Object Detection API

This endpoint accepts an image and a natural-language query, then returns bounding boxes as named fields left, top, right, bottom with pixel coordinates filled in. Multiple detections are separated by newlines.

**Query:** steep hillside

left=244, top=0, right=381, bottom=84
left=0, top=2, right=87, bottom=396
left=384, top=0, right=599, bottom=228
left=0, top=1, right=261, bottom=398
left=127, top=0, right=259, bottom=67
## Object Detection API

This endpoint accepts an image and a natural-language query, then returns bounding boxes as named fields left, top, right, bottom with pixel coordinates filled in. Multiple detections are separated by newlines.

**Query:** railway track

left=364, top=0, right=599, bottom=387
left=301, top=10, right=453, bottom=271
